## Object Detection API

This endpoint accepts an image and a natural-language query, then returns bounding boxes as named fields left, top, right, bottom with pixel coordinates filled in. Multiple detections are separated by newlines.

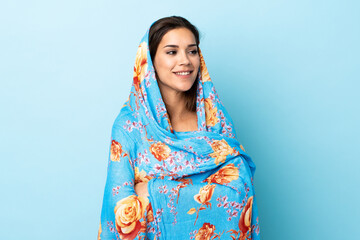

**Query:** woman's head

left=149, top=16, right=200, bottom=112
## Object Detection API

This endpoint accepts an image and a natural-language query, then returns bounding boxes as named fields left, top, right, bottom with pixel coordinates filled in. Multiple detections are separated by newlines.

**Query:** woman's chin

left=176, top=85, right=194, bottom=92
left=175, top=81, right=196, bottom=92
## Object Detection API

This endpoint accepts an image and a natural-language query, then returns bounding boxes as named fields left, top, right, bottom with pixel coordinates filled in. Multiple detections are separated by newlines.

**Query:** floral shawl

left=98, top=24, right=261, bottom=240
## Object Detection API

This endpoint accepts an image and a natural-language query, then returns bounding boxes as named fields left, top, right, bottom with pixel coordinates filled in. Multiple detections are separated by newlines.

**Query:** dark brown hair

left=149, top=16, right=200, bottom=113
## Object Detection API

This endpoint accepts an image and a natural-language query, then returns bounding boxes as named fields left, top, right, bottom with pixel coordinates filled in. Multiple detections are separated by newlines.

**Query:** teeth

left=175, top=71, right=191, bottom=75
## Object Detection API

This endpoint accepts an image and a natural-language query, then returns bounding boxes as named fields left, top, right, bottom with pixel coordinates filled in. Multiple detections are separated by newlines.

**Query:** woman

left=98, top=16, right=261, bottom=240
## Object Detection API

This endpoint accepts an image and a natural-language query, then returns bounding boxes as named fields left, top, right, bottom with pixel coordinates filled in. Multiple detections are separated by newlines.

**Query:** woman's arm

left=134, top=182, right=149, bottom=198
left=143, top=160, right=260, bottom=239
left=98, top=125, right=150, bottom=240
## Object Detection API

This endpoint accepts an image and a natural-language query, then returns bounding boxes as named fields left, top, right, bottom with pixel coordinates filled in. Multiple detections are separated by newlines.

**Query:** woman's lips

left=173, top=71, right=193, bottom=78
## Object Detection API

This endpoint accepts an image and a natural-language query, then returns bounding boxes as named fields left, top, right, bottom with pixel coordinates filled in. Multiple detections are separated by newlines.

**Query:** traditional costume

left=98, top=24, right=261, bottom=240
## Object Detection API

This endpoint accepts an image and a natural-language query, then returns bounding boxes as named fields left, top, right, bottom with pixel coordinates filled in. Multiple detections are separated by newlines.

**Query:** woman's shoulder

left=111, top=106, right=141, bottom=146
left=113, top=106, right=133, bottom=128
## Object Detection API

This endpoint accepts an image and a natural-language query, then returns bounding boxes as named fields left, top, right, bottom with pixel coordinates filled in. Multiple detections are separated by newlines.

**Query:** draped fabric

left=98, top=24, right=261, bottom=240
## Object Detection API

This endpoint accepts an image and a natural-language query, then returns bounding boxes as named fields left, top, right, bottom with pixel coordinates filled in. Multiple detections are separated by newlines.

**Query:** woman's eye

left=166, top=50, right=198, bottom=55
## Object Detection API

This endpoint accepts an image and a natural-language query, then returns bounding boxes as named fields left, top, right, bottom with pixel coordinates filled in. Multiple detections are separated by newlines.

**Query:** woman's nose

left=178, top=51, right=191, bottom=65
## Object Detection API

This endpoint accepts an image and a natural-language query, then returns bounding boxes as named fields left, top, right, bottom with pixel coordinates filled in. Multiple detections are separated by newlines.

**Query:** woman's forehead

left=159, top=28, right=197, bottom=47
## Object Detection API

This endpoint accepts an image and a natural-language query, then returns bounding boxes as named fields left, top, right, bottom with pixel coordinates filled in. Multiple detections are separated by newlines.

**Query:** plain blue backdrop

left=1, top=0, right=359, bottom=239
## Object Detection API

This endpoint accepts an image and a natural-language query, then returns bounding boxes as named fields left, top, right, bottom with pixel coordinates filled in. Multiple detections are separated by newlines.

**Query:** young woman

left=98, top=16, right=261, bottom=240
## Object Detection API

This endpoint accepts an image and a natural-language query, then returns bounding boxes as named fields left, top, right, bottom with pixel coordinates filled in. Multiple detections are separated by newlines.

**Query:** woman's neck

left=159, top=87, right=197, bottom=132
left=162, top=90, right=188, bottom=121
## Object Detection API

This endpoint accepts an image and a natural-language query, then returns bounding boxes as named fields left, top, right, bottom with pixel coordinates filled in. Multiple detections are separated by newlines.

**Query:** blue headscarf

left=98, top=24, right=261, bottom=240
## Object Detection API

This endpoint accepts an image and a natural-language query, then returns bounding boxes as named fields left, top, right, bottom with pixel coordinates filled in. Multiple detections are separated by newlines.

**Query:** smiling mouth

left=174, top=71, right=193, bottom=76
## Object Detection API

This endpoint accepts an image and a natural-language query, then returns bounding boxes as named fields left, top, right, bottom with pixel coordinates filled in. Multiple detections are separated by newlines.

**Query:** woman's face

left=153, top=27, right=200, bottom=95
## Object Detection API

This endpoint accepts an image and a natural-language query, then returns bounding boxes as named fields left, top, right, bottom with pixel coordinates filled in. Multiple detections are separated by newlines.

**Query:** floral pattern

left=227, top=196, right=255, bottom=240
left=204, top=98, right=219, bottom=127
left=195, top=223, right=215, bottom=240
left=134, top=167, right=153, bottom=184
left=209, top=139, right=235, bottom=165
left=194, top=184, right=216, bottom=205
left=239, top=196, right=254, bottom=235
left=114, top=195, right=149, bottom=240
left=98, top=25, right=260, bottom=240
left=204, top=163, right=239, bottom=184
left=188, top=184, right=216, bottom=225
left=133, top=42, right=148, bottom=93
left=149, top=141, right=171, bottom=161
left=199, top=49, right=211, bottom=83
left=110, top=140, right=127, bottom=162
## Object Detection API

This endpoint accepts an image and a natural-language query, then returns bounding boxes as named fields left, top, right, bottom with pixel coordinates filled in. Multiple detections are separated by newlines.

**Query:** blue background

left=1, top=0, right=359, bottom=239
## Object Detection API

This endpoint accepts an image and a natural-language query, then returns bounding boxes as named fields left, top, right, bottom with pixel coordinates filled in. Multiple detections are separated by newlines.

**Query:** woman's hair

left=149, top=16, right=200, bottom=113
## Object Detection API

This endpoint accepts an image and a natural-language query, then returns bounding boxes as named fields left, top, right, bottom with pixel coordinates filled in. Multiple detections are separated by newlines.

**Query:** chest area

left=133, top=141, right=199, bottom=179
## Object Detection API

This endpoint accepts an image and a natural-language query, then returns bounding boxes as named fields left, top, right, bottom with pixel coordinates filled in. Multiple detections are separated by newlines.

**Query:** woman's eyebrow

left=163, top=44, right=197, bottom=48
